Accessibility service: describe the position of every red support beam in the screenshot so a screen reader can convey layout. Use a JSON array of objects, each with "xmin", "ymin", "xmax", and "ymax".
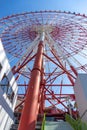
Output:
[
  {"xmin": 18, "ymin": 41, "xmax": 43, "ymax": 130},
  {"xmin": 46, "ymin": 84, "xmax": 73, "ymax": 87},
  {"xmin": 46, "ymin": 94, "xmax": 75, "ymax": 96},
  {"xmin": 70, "ymin": 65, "xmax": 78, "ymax": 76},
  {"xmin": 13, "ymin": 54, "xmax": 36, "ymax": 74},
  {"xmin": 39, "ymin": 68, "xmax": 45, "ymax": 114},
  {"xmin": 46, "ymin": 71, "xmax": 64, "ymax": 84},
  {"xmin": 45, "ymin": 87, "xmax": 69, "ymax": 111},
  {"xmin": 15, "ymin": 99, "xmax": 25, "ymax": 110},
  {"xmin": 45, "ymin": 67, "xmax": 58, "ymax": 82},
  {"xmin": 43, "ymin": 53, "xmax": 76, "ymax": 79},
  {"xmin": 17, "ymin": 84, "xmax": 73, "ymax": 87},
  {"xmin": 60, "ymin": 80, "xmax": 63, "ymax": 97}
]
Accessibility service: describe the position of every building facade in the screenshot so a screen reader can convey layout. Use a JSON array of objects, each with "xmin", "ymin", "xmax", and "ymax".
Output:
[
  {"xmin": 0, "ymin": 39, "xmax": 18, "ymax": 130},
  {"xmin": 74, "ymin": 74, "xmax": 87, "ymax": 122}
]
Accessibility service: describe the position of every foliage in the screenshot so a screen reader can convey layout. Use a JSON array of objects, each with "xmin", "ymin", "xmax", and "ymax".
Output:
[
  {"xmin": 41, "ymin": 113, "xmax": 46, "ymax": 130},
  {"xmin": 65, "ymin": 114, "xmax": 87, "ymax": 130}
]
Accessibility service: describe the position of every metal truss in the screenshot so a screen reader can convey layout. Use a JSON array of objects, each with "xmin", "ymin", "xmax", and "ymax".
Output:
[{"xmin": 0, "ymin": 11, "xmax": 87, "ymax": 118}]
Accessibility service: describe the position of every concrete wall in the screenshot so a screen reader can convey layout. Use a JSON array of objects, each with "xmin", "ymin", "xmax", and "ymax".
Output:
[
  {"xmin": 74, "ymin": 74, "xmax": 87, "ymax": 122},
  {"xmin": 0, "ymin": 39, "xmax": 18, "ymax": 130}
]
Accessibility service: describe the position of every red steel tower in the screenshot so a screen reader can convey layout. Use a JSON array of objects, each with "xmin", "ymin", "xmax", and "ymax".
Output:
[{"xmin": 0, "ymin": 11, "xmax": 87, "ymax": 130}]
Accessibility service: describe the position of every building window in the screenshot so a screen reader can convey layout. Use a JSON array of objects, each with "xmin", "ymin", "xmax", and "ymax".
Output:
[
  {"xmin": 7, "ymin": 87, "xmax": 14, "ymax": 103},
  {"xmin": 0, "ymin": 63, "xmax": 2, "ymax": 71},
  {"xmin": 0, "ymin": 74, "xmax": 9, "ymax": 93},
  {"xmin": 0, "ymin": 74, "xmax": 14, "ymax": 103}
]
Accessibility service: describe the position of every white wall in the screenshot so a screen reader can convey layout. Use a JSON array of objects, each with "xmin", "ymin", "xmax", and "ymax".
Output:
[
  {"xmin": 0, "ymin": 39, "xmax": 18, "ymax": 130},
  {"xmin": 74, "ymin": 74, "xmax": 87, "ymax": 122}
]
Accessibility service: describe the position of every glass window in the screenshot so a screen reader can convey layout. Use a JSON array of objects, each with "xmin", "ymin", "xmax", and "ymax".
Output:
[
  {"xmin": 7, "ymin": 87, "xmax": 14, "ymax": 103},
  {"xmin": 0, "ymin": 63, "xmax": 2, "ymax": 71},
  {"xmin": 0, "ymin": 74, "xmax": 14, "ymax": 103},
  {"xmin": 0, "ymin": 74, "xmax": 9, "ymax": 93}
]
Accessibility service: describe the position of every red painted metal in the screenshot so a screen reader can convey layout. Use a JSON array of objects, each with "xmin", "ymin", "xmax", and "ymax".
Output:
[
  {"xmin": 17, "ymin": 84, "xmax": 73, "ymax": 86},
  {"xmin": 39, "ymin": 68, "xmax": 45, "ymax": 114},
  {"xmin": 18, "ymin": 42, "xmax": 43, "ymax": 130},
  {"xmin": 68, "ymin": 75, "xmax": 74, "ymax": 86},
  {"xmin": 70, "ymin": 65, "xmax": 78, "ymax": 76},
  {"xmin": 13, "ymin": 54, "xmax": 36, "ymax": 74},
  {"xmin": 45, "ymin": 67, "xmax": 58, "ymax": 81},
  {"xmin": 60, "ymin": 80, "xmax": 63, "ymax": 97},
  {"xmin": 15, "ymin": 100, "xmax": 25, "ymax": 110},
  {"xmin": 43, "ymin": 53, "xmax": 76, "ymax": 79},
  {"xmin": 45, "ymin": 87, "xmax": 69, "ymax": 111},
  {"xmin": 1, "ymin": 11, "xmax": 87, "ymax": 124}
]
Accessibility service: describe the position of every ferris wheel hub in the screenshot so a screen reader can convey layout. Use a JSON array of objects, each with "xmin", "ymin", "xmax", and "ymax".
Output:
[{"xmin": 30, "ymin": 25, "xmax": 56, "ymax": 34}]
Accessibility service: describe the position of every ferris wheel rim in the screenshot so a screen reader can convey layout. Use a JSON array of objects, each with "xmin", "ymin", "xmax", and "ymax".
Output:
[{"xmin": 0, "ymin": 10, "xmax": 87, "ymax": 59}]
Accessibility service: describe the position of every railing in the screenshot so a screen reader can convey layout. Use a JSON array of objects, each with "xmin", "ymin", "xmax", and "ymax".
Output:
[
  {"xmin": 65, "ymin": 114, "xmax": 87, "ymax": 130},
  {"xmin": 41, "ymin": 113, "xmax": 46, "ymax": 130}
]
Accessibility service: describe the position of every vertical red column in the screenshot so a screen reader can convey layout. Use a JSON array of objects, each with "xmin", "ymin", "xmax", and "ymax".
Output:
[
  {"xmin": 18, "ymin": 41, "xmax": 43, "ymax": 130},
  {"xmin": 39, "ymin": 68, "xmax": 45, "ymax": 114}
]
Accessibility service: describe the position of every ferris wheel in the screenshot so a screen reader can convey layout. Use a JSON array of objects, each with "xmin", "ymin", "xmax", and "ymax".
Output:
[{"xmin": 0, "ymin": 10, "xmax": 87, "ymax": 130}]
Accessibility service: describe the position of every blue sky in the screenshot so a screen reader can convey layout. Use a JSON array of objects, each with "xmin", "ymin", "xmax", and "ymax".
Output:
[{"xmin": 0, "ymin": 0, "xmax": 87, "ymax": 18}]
